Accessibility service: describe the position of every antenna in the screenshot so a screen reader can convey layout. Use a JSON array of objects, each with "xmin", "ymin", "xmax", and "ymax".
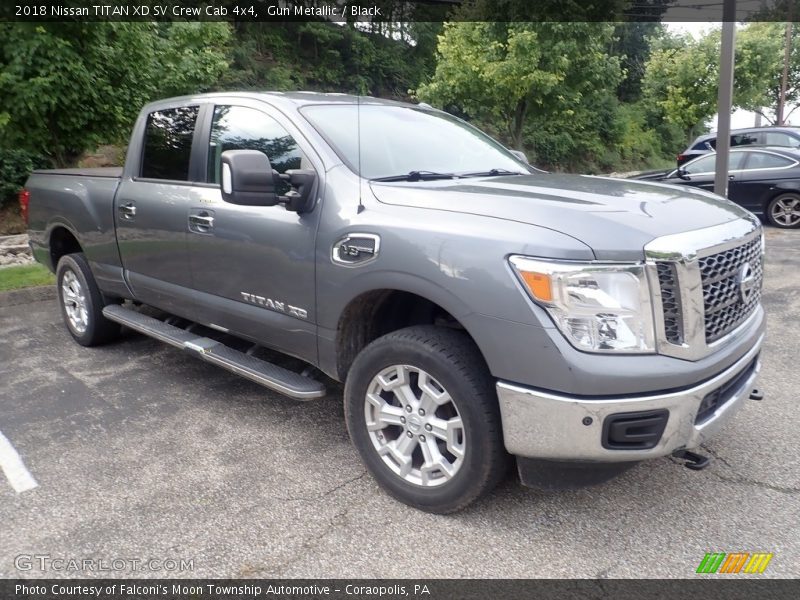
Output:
[{"xmin": 357, "ymin": 93, "xmax": 364, "ymax": 214}]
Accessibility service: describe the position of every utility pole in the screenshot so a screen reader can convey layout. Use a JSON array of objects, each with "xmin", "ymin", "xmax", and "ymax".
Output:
[
  {"xmin": 777, "ymin": 17, "xmax": 793, "ymax": 125},
  {"xmin": 715, "ymin": 0, "xmax": 736, "ymax": 197}
]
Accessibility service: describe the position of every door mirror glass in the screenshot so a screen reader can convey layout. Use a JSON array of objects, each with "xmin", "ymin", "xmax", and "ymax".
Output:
[{"xmin": 220, "ymin": 150, "xmax": 280, "ymax": 206}]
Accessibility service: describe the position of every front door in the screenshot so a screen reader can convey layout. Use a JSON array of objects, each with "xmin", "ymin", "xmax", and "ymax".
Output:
[
  {"xmin": 186, "ymin": 103, "xmax": 323, "ymax": 362},
  {"xmin": 115, "ymin": 105, "xmax": 201, "ymax": 317}
]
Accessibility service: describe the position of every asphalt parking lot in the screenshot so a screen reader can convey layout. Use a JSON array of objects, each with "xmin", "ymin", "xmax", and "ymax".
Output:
[{"xmin": 1, "ymin": 228, "xmax": 799, "ymax": 579}]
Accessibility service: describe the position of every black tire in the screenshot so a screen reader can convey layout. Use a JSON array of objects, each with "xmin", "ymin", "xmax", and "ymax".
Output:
[
  {"xmin": 344, "ymin": 325, "xmax": 508, "ymax": 513},
  {"xmin": 56, "ymin": 253, "xmax": 120, "ymax": 346},
  {"xmin": 766, "ymin": 193, "xmax": 800, "ymax": 228}
]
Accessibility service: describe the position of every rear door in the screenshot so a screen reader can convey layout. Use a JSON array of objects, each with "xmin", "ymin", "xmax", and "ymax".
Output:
[
  {"xmin": 115, "ymin": 104, "xmax": 204, "ymax": 316},
  {"xmin": 185, "ymin": 101, "xmax": 324, "ymax": 362},
  {"xmin": 729, "ymin": 150, "xmax": 800, "ymax": 214}
]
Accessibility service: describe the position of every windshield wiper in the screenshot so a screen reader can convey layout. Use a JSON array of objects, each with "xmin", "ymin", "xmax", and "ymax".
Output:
[
  {"xmin": 457, "ymin": 168, "xmax": 527, "ymax": 178},
  {"xmin": 371, "ymin": 170, "xmax": 457, "ymax": 182}
]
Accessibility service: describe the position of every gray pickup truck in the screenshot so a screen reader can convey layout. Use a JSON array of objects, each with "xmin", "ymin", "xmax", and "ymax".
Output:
[{"xmin": 24, "ymin": 92, "xmax": 765, "ymax": 513}]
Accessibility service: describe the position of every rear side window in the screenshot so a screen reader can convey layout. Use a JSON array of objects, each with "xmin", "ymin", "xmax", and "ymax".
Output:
[
  {"xmin": 764, "ymin": 131, "xmax": 800, "ymax": 147},
  {"xmin": 141, "ymin": 106, "xmax": 199, "ymax": 181},
  {"xmin": 744, "ymin": 152, "xmax": 795, "ymax": 170}
]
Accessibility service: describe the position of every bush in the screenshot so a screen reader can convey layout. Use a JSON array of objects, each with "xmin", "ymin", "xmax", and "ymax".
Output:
[{"xmin": 0, "ymin": 149, "xmax": 50, "ymax": 207}]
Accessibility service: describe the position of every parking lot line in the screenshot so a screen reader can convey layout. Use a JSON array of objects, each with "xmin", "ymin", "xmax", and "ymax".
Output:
[{"xmin": 0, "ymin": 430, "xmax": 37, "ymax": 493}]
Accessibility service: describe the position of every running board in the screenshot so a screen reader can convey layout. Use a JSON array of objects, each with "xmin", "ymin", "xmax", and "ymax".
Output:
[{"xmin": 102, "ymin": 304, "xmax": 326, "ymax": 400}]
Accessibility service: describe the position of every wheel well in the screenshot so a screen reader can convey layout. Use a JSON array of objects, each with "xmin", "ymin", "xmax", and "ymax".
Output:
[
  {"xmin": 49, "ymin": 227, "xmax": 82, "ymax": 270},
  {"xmin": 335, "ymin": 289, "xmax": 476, "ymax": 381}
]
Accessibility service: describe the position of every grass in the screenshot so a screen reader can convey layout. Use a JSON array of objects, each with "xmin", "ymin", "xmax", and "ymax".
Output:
[{"xmin": 0, "ymin": 263, "xmax": 55, "ymax": 291}]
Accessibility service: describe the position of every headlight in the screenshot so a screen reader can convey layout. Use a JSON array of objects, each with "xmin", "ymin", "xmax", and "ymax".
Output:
[{"xmin": 509, "ymin": 256, "xmax": 656, "ymax": 353}]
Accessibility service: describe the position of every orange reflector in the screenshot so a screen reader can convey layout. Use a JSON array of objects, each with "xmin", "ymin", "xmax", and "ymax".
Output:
[{"xmin": 521, "ymin": 271, "xmax": 553, "ymax": 302}]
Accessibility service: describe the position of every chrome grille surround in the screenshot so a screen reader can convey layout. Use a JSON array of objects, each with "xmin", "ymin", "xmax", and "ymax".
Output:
[{"xmin": 644, "ymin": 217, "xmax": 764, "ymax": 361}]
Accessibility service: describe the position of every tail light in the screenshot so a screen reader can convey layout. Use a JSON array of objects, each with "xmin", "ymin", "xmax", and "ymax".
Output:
[
  {"xmin": 676, "ymin": 154, "xmax": 686, "ymax": 164},
  {"xmin": 18, "ymin": 189, "xmax": 30, "ymax": 225}
]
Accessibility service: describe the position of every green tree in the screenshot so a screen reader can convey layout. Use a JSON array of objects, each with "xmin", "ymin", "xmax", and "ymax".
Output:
[
  {"xmin": 641, "ymin": 29, "xmax": 720, "ymax": 137},
  {"xmin": 0, "ymin": 22, "xmax": 230, "ymax": 167},
  {"xmin": 735, "ymin": 22, "xmax": 800, "ymax": 124},
  {"xmin": 416, "ymin": 22, "xmax": 623, "ymax": 163}
]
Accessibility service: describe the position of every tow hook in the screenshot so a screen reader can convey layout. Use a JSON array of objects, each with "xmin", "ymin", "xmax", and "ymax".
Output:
[
  {"xmin": 749, "ymin": 388, "xmax": 764, "ymax": 401},
  {"xmin": 672, "ymin": 449, "xmax": 712, "ymax": 471}
]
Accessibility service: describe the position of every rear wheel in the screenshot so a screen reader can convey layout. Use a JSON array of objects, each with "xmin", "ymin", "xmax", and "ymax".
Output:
[
  {"xmin": 56, "ymin": 253, "xmax": 120, "ymax": 346},
  {"xmin": 344, "ymin": 326, "xmax": 508, "ymax": 513},
  {"xmin": 766, "ymin": 193, "xmax": 800, "ymax": 228}
]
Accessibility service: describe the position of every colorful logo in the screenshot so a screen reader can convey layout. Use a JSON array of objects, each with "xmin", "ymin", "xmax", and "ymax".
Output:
[{"xmin": 696, "ymin": 552, "xmax": 773, "ymax": 574}]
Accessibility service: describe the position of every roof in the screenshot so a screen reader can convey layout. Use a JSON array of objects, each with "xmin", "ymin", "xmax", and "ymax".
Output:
[
  {"xmin": 694, "ymin": 125, "xmax": 800, "ymax": 141},
  {"xmin": 141, "ymin": 91, "xmax": 419, "ymax": 114}
]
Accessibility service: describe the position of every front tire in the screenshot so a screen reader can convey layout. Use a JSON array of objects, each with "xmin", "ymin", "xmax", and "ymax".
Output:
[
  {"xmin": 56, "ymin": 253, "xmax": 120, "ymax": 346},
  {"xmin": 766, "ymin": 193, "xmax": 800, "ymax": 228},
  {"xmin": 344, "ymin": 326, "xmax": 508, "ymax": 513}
]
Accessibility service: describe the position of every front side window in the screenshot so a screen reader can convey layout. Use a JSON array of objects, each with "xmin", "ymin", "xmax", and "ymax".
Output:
[
  {"xmin": 141, "ymin": 106, "xmax": 199, "ymax": 181},
  {"xmin": 207, "ymin": 105, "xmax": 306, "ymax": 194},
  {"xmin": 683, "ymin": 154, "xmax": 716, "ymax": 174},
  {"xmin": 744, "ymin": 152, "xmax": 795, "ymax": 170},
  {"xmin": 682, "ymin": 152, "xmax": 746, "ymax": 175}
]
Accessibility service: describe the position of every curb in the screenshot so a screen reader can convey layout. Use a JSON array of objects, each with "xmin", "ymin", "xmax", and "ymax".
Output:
[{"xmin": 0, "ymin": 285, "xmax": 57, "ymax": 307}]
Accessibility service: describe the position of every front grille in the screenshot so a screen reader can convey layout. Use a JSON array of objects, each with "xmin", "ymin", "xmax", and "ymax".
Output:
[
  {"xmin": 698, "ymin": 236, "xmax": 763, "ymax": 343},
  {"xmin": 656, "ymin": 262, "xmax": 682, "ymax": 344}
]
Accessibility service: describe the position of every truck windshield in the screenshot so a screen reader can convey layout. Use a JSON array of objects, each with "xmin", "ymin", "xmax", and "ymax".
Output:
[{"xmin": 300, "ymin": 104, "xmax": 530, "ymax": 180}]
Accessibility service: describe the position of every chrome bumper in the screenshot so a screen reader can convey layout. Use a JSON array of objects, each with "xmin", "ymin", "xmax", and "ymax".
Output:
[{"xmin": 497, "ymin": 334, "xmax": 763, "ymax": 462}]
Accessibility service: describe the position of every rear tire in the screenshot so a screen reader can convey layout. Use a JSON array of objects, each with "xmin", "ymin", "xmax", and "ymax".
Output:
[
  {"xmin": 56, "ymin": 253, "xmax": 120, "ymax": 346},
  {"xmin": 766, "ymin": 193, "xmax": 800, "ymax": 228},
  {"xmin": 344, "ymin": 325, "xmax": 508, "ymax": 513}
]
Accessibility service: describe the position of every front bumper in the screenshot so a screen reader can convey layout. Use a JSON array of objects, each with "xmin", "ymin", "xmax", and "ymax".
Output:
[{"xmin": 497, "ymin": 333, "xmax": 763, "ymax": 462}]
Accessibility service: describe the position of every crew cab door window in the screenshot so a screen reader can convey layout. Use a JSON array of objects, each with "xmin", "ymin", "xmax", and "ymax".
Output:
[
  {"xmin": 140, "ymin": 106, "xmax": 199, "ymax": 180},
  {"xmin": 207, "ymin": 105, "xmax": 307, "ymax": 194}
]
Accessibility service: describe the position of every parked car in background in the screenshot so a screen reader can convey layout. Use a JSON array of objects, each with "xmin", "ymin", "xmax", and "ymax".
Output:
[
  {"xmin": 635, "ymin": 147, "xmax": 800, "ymax": 228},
  {"xmin": 676, "ymin": 126, "xmax": 800, "ymax": 166}
]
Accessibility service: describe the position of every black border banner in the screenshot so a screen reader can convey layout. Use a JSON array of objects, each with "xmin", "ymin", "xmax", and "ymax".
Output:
[
  {"xmin": 3, "ymin": 579, "xmax": 800, "ymax": 600},
  {"xmin": 2, "ymin": 0, "xmax": 800, "ymax": 23}
]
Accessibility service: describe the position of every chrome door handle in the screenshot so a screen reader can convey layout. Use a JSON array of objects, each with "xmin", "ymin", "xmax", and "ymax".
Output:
[
  {"xmin": 119, "ymin": 203, "xmax": 136, "ymax": 218},
  {"xmin": 189, "ymin": 214, "xmax": 214, "ymax": 229}
]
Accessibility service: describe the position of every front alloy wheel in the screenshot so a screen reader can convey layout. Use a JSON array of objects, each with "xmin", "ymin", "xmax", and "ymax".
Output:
[
  {"xmin": 345, "ymin": 325, "xmax": 508, "ymax": 513},
  {"xmin": 365, "ymin": 364, "xmax": 465, "ymax": 487}
]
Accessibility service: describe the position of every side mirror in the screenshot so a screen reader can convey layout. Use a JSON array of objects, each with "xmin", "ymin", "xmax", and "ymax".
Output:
[
  {"xmin": 676, "ymin": 167, "xmax": 691, "ymax": 180},
  {"xmin": 220, "ymin": 150, "xmax": 280, "ymax": 206},
  {"xmin": 283, "ymin": 169, "xmax": 317, "ymax": 213},
  {"xmin": 510, "ymin": 149, "xmax": 529, "ymax": 164}
]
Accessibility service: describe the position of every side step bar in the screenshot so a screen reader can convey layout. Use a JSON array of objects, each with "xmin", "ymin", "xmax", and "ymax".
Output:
[{"xmin": 102, "ymin": 304, "xmax": 326, "ymax": 400}]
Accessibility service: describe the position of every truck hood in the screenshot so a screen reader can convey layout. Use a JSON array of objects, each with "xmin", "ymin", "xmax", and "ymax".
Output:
[{"xmin": 369, "ymin": 173, "xmax": 755, "ymax": 261}]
